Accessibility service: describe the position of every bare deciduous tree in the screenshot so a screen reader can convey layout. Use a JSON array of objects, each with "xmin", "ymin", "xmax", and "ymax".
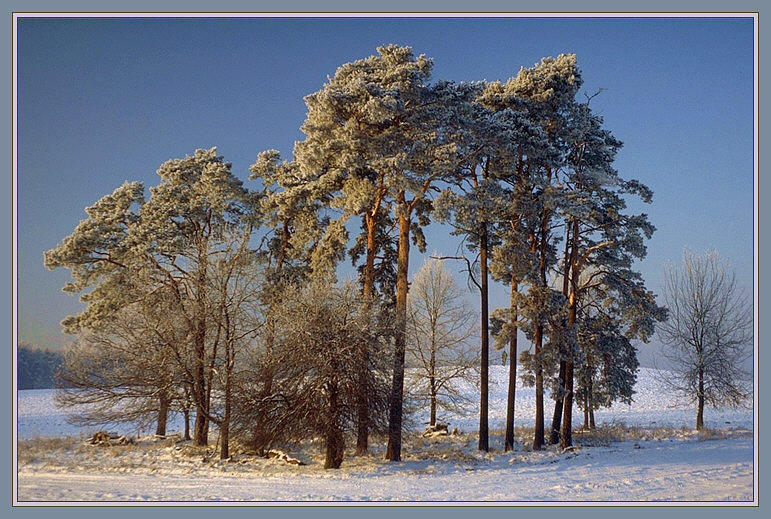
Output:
[
  {"xmin": 55, "ymin": 302, "xmax": 181, "ymax": 436},
  {"xmin": 658, "ymin": 250, "xmax": 753, "ymax": 429},
  {"xmin": 232, "ymin": 281, "xmax": 392, "ymax": 469},
  {"xmin": 405, "ymin": 258, "xmax": 478, "ymax": 428}
]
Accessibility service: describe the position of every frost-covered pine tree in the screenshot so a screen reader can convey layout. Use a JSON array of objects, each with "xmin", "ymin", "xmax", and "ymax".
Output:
[
  {"xmin": 288, "ymin": 49, "xmax": 412, "ymax": 453},
  {"xmin": 432, "ymin": 79, "xmax": 534, "ymax": 451},
  {"xmin": 497, "ymin": 55, "xmax": 582, "ymax": 451},
  {"xmin": 285, "ymin": 44, "xmax": 463, "ymax": 461},
  {"xmin": 45, "ymin": 148, "xmax": 253, "ymax": 447},
  {"xmin": 479, "ymin": 78, "xmax": 548, "ymax": 452},
  {"xmin": 552, "ymin": 94, "xmax": 666, "ymax": 448}
]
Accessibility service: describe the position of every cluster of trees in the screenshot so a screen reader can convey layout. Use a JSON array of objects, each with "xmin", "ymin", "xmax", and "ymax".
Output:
[
  {"xmin": 46, "ymin": 45, "xmax": 669, "ymax": 468},
  {"xmin": 18, "ymin": 344, "xmax": 64, "ymax": 390}
]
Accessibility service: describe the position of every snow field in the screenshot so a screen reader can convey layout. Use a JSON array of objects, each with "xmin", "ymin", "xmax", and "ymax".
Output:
[{"xmin": 16, "ymin": 366, "xmax": 755, "ymax": 502}]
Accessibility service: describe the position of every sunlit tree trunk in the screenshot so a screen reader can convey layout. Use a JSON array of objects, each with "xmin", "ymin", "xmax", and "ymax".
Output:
[
  {"xmin": 560, "ymin": 218, "xmax": 580, "ymax": 450},
  {"xmin": 386, "ymin": 201, "xmax": 410, "ymax": 461},
  {"xmin": 356, "ymin": 213, "xmax": 378, "ymax": 455}
]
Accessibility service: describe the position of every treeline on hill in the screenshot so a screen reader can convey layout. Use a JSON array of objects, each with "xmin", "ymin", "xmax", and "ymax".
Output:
[
  {"xmin": 44, "ymin": 45, "xmax": 666, "ymax": 469},
  {"xmin": 18, "ymin": 344, "xmax": 63, "ymax": 390}
]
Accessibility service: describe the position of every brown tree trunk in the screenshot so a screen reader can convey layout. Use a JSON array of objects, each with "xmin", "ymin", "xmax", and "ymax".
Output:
[
  {"xmin": 551, "ymin": 220, "xmax": 571, "ymax": 444},
  {"xmin": 504, "ymin": 283, "xmax": 518, "ymax": 452},
  {"xmin": 560, "ymin": 218, "xmax": 580, "ymax": 450},
  {"xmin": 183, "ymin": 408, "xmax": 190, "ymax": 441},
  {"xmin": 192, "ymin": 366, "xmax": 208, "ymax": 445},
  {"xmin": 251, "ymin": 366, "xmax": 273, "ymax": 452},
  {"xmin": 478, "ymin": 226, "xmax": 489, "ymax": 452},
  {"xmin": 583, "ymin": 394, "xmax": 590, "ymax": 429},
  {"xmin": 193, "ymin": 358, "xmax": 208, "ymax": 446},
  {"xmin": 356, "ymin": 214, "xmax": 377, "ymax": 455},
  {"xmin": 325, "ymin": 427, "xmax": 344, "ymax": 469},
  {"xmin": 560, "ymin": 360, "xmax": 574, "ymax": 449},
  {"xmin": 193, "ymin": 246, "xmax": 210, "ymax": 446},
  {"xmin": 220, "ymin": 376, "xmax": 232, "ymax": 459},
  {"xmin": 325, "ymin": 382, "xmax": 344, "ymax": 469},
  {"xmin": 386, "ymin": 202, "xmax": 410, "ymax": 462},
  {"xmin": 587, "ymin": 369, "xmax": 595, "ymax": 429},
  {"xmin": 532, "ymin": 216, "xmax": 549, "ymax": 451},
  {"xmin": 251, "ymin": 313, "xmax": 277, "ymax": 452},
  {"xmin": 155, "ymin": 392, "xmax": 170, "ymax": 437}
]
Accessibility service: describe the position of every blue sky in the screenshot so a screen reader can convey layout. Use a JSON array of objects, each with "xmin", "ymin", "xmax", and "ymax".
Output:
[{"xmin": 17, "ymin": 17, "xmax": 755, "ymax": 360}]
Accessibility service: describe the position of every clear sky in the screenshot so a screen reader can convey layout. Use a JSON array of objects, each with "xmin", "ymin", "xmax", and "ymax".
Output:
[{"xmin": 17, "ymin": 17, "xmax": 755, "ymax": 363}]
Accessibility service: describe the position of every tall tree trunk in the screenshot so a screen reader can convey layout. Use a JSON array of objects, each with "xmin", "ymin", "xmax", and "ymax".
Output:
[
  {"xmin": 356, "ymin": 214, "xmax": 378, "ymax": 455},
  {"xmin": 155, "ymin": 391, "xmax": 170, "ymax": 436},
  {"xmin": 560, "ymin": 218, "xmax": 580, "ymax": 450},
  {"xmin": 193, "ymin": 246, "xmax": 209, "ymax": 446},
  {"xmin": 193, "ymin": 320, "xmax": 208, "ymax": 446},
  {"xmin": 560, "ymin": 361, "xmax": 575, "ymax": 449},
  {"xmin": 479, "ymin": 226, "xmax": 490, "ymax": 452},
  {"xmin": 583, "ymin": 391, "xmax": 590, "ymax": 429},
  {"xmin": 504, "ymin": 283, "xmax": 518, "ymax": 452},
  {"xmin": 697, "ymin": 366, "xmax": 705, "ymax": 430},
  {"xmin": 386, "ymin": 202, "xmax": 410, "ymax": 462},
  {"xmin": 251, "ymin": 314, "xmax": 276, "ymax": 452},
  {"xmin": 532, "ymin": 215, "xmax": 549, "ymax": 451},
  {"xmin": 587, "ymin": 368, "xmax": 595, "ymax": 429},
  {"xmin": 551, "ymin": 222, "xmax": 571, "ymax": 444}
]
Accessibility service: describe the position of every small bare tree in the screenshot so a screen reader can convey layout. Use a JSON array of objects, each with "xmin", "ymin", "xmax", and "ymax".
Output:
[
  {"xmin": 406, "ymin": 258, "xmax": 478, "ymax": 428},
  {"xmin": 55, "ymin": 302, "xmax": 181, "ymax": 436},
  {"xmin": 658, "ymin": 250, "xmax": 753, "ymax": 429}
]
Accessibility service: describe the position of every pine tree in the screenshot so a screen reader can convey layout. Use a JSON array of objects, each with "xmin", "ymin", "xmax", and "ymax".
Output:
[
  {"xmin": 45, "ymin": 148, "xmax": 253, "ymax": 446},
  {"xmin": 279, "ymin": 44, "xmax": 463, "ymax": 461},
  {"xmin": 554, "ymin": 95, "xmax": 666, "ymax": 448}
]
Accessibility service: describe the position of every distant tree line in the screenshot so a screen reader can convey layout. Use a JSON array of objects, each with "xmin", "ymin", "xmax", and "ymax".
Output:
[
  {"xmin": 18, "ymin": 344, "xmax": 63, "ymax": 390},
  {"xmin": 45, "ymin": 45, "xmax": 674, "ymax": 468}
]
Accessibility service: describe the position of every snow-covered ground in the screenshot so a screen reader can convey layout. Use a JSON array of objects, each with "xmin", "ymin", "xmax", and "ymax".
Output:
[{"xmin": 15, "ymin": 366, "xmax": 755, "ymax": 503}]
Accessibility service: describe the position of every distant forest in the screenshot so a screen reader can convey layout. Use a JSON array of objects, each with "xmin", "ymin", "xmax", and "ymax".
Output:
[{"xmin": 18, "ymin": 344, "xmax": 63, "ymax": 390}]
